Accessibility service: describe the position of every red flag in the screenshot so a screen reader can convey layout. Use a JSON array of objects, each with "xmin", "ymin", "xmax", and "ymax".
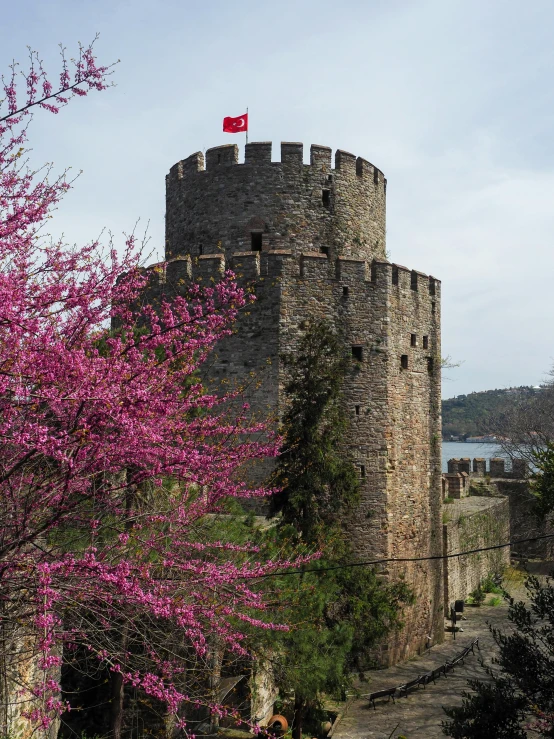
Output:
[{"xmin": 223, "ymin": 113, "xmax": 248, "ymax": 133}]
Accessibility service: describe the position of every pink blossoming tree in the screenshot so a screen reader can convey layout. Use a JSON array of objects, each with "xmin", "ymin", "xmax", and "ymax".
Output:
[{"xmin": 0, "ymin": 39, "xmax": 306, "ymax": 737}]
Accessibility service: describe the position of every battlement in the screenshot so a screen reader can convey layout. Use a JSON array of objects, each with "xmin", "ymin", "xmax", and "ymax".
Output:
[
  {"xmin": 151, "ymin": 252, "xmax": 440, "ymax": 303},
  {"xmin": 166, "ymin": 142, "xmax": 385, "ymax": 183},
  {"xmin": 446, "ymin": 457, "xmax": 529, "ymax": 479}
]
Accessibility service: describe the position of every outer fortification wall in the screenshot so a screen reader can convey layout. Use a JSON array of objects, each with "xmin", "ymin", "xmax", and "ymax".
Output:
[
  {"xmin": 443, "ymin": 497, "xmax": 510, "ymax": 609},
  {"xmin": 165, "ymin": 143, "xmax": 387, "ymax": 264},
  {"xmin": 443, "ymin": 457, "xmax": 554, "ymax": 560},
  {"xmin": 160, "ymin": 142, "xmax": 443, "ymax": 665}
]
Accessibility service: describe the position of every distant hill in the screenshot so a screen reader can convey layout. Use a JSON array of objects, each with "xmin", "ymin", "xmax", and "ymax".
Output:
[{"xmin": 441, "ymin": 386, "xmax": 543, "ymax": 440}]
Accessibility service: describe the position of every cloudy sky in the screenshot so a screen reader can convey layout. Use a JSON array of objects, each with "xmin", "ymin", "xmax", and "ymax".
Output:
[{"xmin": 3, "ymin": 0, "xmax": 554, "ymax": 397}]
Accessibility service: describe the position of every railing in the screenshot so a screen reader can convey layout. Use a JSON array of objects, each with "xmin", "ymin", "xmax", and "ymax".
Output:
[{"xmin": 364, "ymin": 638, "xmax": 480, "ymax": 710}]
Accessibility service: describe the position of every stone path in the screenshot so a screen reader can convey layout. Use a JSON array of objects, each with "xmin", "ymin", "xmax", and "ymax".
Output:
[{"xmin": 330, "ymin": 563, "xmax": 543, "ymax": 739}]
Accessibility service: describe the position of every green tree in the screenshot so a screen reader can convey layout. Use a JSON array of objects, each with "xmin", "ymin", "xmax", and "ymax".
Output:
[
  {"xmin": 442, "ymin": 575, "xmax": 554, "ymax": 738},
  {"xmin": 530, "ymin": 442, "xmax": 554, "ymax": 516},
  {"xmin": 269, "ymin": 320, "xmax": 410, "ymax": 738},
  {"xmin": 270, "ymin": 320, "xmax": 360, "ymax": 543}
]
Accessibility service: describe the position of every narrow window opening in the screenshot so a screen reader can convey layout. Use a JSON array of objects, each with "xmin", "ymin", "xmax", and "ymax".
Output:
[
  {"xmin": 423, "ymin": 335, "xmax": 429, "ymax": 349},
  {"xmin": 327, "ymin": 174, "xmax": 333, "ymax": 182},
  {"xmin": 251, "ymin": 232, "xmax": 262, "ymax": 252},
  {"xmin": 429, "ymin": 279, "xmax": 436, "ymax": 296},
  {"xmin": 431, "ymin": 301, "xmax": 436, "ymax": 314},
  {"xmin": 320, "ymin": 245, "xmax": 329, "ymax": 256},
  {"xmin": 352, "ymin": 346, "xmax": 363, "ymax": 362},
  {"xmin": 198, "ymin": 244, "xmax": 203, "ymax": 256},
  {"xmin": 360, "ymin": 464, "xmax": 366, "ymax": 479},
  {"xmin": 427, "ymin": 357, "xmax": 434, "ymax": 373},
  {"xmin": 342, "ymin": 286, "xmax": 349, "ymax": 297},
  {"xmin": 401, "ymin": 354, "xmax": 409, "ymax": 370},
  {"xmin": 322, "ymin": 189, "xmax": 331, "ymax": 207},
  {"xmin": 392, "ymin": 266, "xmax": 399, "ymax": 285},
  {"xmin": 410, "ymin": 334, "xmax": 417, "ymax": 347},
  {"xmin": 355, "ymin": 405, "xmax": 361, "ymax": 416},
  {"xmin": 411, "ymin": 271, "xmax": 418, "ymax": 291}
]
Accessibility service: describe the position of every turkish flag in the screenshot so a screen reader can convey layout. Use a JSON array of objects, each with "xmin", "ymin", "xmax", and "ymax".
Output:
[{"xmin": 223, "ymin": 113, "xmax": 248, "ymax": 133}]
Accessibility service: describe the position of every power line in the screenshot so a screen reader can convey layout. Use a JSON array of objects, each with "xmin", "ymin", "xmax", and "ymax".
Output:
[{"xmin": 251, "ymin": 532, "xmax": 554, "ymax": 579}]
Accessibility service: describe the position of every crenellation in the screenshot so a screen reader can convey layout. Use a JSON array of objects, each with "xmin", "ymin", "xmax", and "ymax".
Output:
[
  {"xmin": 281, "ymin": 141, "xmax": 303, "ymax": 168},
  {"xmin": 310, "ymin": 144, "xmax": 332, "ymax": 170},
  {"xmin": 371, "ymin": 259, "xmax": 392, "ymax": 286},
  {"xmin": 179, "ymin": 151, "xmax": 205, "ymax": 178},
  {"xmin": 512, "ymin": 458, "xmax": 528, "ymax": 478},
  {"xmin": 205, "ymin": 144, "xmax": 238, "ymax": 169},
  {"xmin": 262, "ymin": 249, "xmax": 294, "ymax": 278},
  {"xmin": 167, "ymin": 161, "xmax": 183, "ymax": 184},
  {"xmin": 334, "ymin": 149, "xmax": 357, "ymax": 173},
  {"xmin": 145, "ymin": 262, "xmax": 166, "ymax": 288},
  {"xmin": 429, "ymin": 276, "xmax": 439, "ymax": 296},
  {"xmin": 166, "ymin": 256, "xmax": 192, "ymax": 285},
  {"xmin": 299, "ymin": 251, "xmax": 331, "ymax": 279},
  {"xmin": 245, "ymin": 141, "xmax": 272, "ymax": 165},
  {"xmin": 392, "ymin": 263, "xmax": 411, "ymax": 290},
  {"xmin": 194, "ymin": 253, "xmax": 225, "ymax": 280},
  {"xmin": 355, "ymin": 156, "xmax": 373, "ymax": 178},
  {"xmin": 490, "ymin": 458, "xmax": 506, "ymax": 477},
  {"xmin": 231, "ymin": 251, "xmax": 260, "ymax": 280},
  {"xmin": 473, "ymin": 458, "xmax": 487, "ymax": 476}
]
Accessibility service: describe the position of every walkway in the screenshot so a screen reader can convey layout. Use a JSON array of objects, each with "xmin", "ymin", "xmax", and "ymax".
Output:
[{"xmin": 332, "ymin": 598, "xmax": 511, "ymax": 739}]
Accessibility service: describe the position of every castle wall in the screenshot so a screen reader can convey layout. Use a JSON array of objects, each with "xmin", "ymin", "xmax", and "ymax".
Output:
[
  {"xmin": 445, "ymin": 458, "xmax": 554, "ymax": 559},
  {"xmin": 382, "ymin": 264, "xmax": 443, "ymax": 661},
  {"xmin": 442, "ymin": 497, "xmax": 510, "ymax": 608},
  {"xmin": 495, "ymin": 480, "xmax": 554, "ymax": 558},
  {"xmin": 161, "ymin": 142, "xmax": 444, "ymax": 665},
  {"xmin": 165, "ymin": 143, "xmax": 387, "ymax": 264}
]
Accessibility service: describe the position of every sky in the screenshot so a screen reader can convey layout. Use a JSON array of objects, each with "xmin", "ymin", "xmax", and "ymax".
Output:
[{"xmin": 3, "ymin": 0, "xmax": 554, "ymax": 398}]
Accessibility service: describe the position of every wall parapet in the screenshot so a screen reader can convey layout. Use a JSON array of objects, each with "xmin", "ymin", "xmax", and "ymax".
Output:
[
  {"xmin": 146, "ymin": 254, "xmax": 440, "ymax": 303},
  {"xmin": 446, "ymin": 457, "xmax": 529, "ymax": 479},
  {"xmin": 166, "ymin": 141, "xmax": 386, "ymax": 184}
]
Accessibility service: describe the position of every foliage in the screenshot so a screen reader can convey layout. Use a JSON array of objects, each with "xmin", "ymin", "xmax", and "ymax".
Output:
[
  {"xmin": 480, "ymin": 574, "xmax": 503, "ymax": 594},
  {"xmin": 0, "ymin": 41, "xmax": 310, "ymax": 732},
  {"xmin": 466, "ymin": 586, "xmax": 486, "ymax": 607},
  {"xmin": 270, "ymin": 320, "xmax": 360, "ymax": 544},
  {"xmin": 530, "ymin": 442, "xmax": 554, "ymax": 516},
  {"xmin": 443, "ymin": 575, "xmax": 554, "ymax": 737},
  {"xmin": 443, "ymin": 678, "xmax": 528, "ymax": 738}
]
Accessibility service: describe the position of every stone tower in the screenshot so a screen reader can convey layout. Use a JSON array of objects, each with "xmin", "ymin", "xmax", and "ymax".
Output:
[{"xmin": 160, "ymin": 141, "xmax": 443, "ymax": 663}]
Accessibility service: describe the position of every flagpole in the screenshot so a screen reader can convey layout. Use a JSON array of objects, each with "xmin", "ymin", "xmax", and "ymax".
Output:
[{"xmin": 246, "ymin": 107, "xmax": 249, "ymax": 145}]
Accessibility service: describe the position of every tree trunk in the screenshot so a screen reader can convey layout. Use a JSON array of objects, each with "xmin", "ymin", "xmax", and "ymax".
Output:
[
  {"xmin": 110, "ymin": 472, "xmax": 137, "ymax": 739},
  {"xmin": 209, "ymin": 637, "xmax": 224, "ymax": 733},
  {"xmin": 292, "ymin": 696, "xmax": 305, "ymax": 739},
  {"xmin": 110, "ymin": 668, "xmax": 125, "ymax": 739}
]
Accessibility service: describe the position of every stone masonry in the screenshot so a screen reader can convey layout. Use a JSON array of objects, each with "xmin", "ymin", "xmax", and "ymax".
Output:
[
  {"xmin": 442, "ymin": 495, "xmax": 510, "ymax": 610},
  {"xmin": 149, "ymin": 141, "xmax": 444, "ymax": 664},
  {"xmin": 444, "ymin": 457, "xmax": 554, "ymax": 560}
]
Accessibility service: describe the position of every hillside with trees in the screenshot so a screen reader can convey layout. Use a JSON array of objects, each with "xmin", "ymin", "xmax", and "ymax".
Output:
[{"xmin": 442, "ymin": 386, "xmax": 543, "ymax": 440}]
